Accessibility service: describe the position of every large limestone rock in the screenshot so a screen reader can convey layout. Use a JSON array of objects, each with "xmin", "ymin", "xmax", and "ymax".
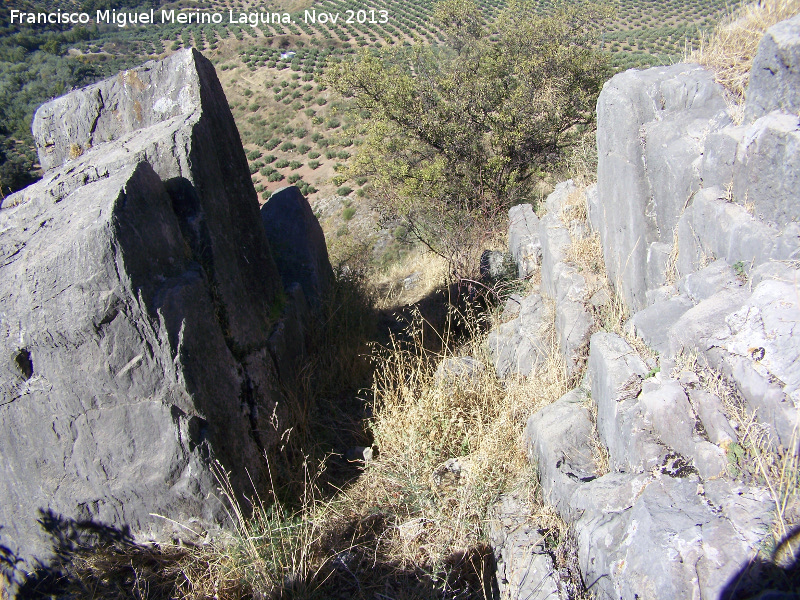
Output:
[
  {"xmin": 596, "ymin": 64, "xmax": 728, "ymax": 311},
  {"xmin": 508, "ymin": 203, "xmax": 541, "ymax": 279},
  {"xmin": 0, "ymin": 50, "xmax": 299, "ymax": 582},
  {"xmin": 488, "ymin": 293, "xmax": 552, "ymax": 378},
  {"xmin": 745, "ymin": 13, "xmax": 800, "ymax": 122},
  {"xmin": 572, "ymin": 472, "xmax": 772, "ymax": 600},
  {"xmin": 261, "ymin": 185, "xmax": 334, "ymax": 310},
  {"xmin": 525, "ymin": 388, "xmax": 596, "ymax": 520}
]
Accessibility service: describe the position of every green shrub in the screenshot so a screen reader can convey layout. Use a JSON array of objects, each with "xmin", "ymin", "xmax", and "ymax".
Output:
[
  {"xmin": 290, "ymin": 161, "xmax": 303, "ymax": 170},
  {"xmin": 342, "ymin": 206, "xmax": 356, "ymax": 220},
  {"xmin": 288, "ymin": 174, "xmax": 301, "ymax": 184},
  {"xmin": 337, "ymin": 186, "xmax": 353, "ymax": 196},
  {"xmin": 308, "ymin": 151, "xmax": 321, "ymax": 159},
  {"xmin": 275, "ymin": 158, "xmax": 290, "ymax": 168},
  {"xmin": 280, "ymin": 142, "xmax": 296, "ymax": 152},
  {"xmin": 264, "ymin": 154, "xmax": 277, "ymax": 163},
  {"xmin": 268, "ymin": 171, "xmax": 285, "ymax": 182},
  {"xmin": 297, "ymin": 144, "xmax": 311, "ymax": 154},
  {"xmin": 309, "ymin": 160, "xmax": 321, "ymax": 169}
]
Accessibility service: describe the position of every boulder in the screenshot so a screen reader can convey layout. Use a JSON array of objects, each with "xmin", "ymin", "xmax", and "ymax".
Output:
[
  {"xmin": 745, "ymin": 14, "xmax": 800, "ymax": 122},
  {"xmin": 488, "ymin": 495, "xmax": 561, "ymax": 600},
  {"xmin": 572, "ymin": 472, "xmax": 770, "ymax": 600},
  {"xmin": 626, "ymin": 295, "xmax": 693, "ymax": 355},
  {"xmin": 508, "ymin": 203, "xmax": 541, "ymax": 279},
  {"xmin": 0, "ymin": 49, "xmax": 302, "ymax": 580},
  {"xmin": 732, "ymin": 112, "xmax": 800, "ymax": 225},
  {"xmin": 638, "ymin": 380, "xmax": 727, "ymax": 479},
  {"xmin": 555, "ymin": 299, "xmax": 593, "ymax": 377},
  {"xmin": 587, "ymin": 333, "xmax": 664, "ymax": 473},
  {"xmin": 676, "ymin": 188, "xmax": 800, "ymax": 280},
  {"xmin": 539, "ymin": 213, "xmax": 572, "ymax": 300},
  {"xmin": 688, "ymin": 389, "xmax": 738, "ymax": 449},
  {"xmin": 488, "ymin": 293, "xmax": 552, "ymax": 378},
  {"xmin": 709, "ymin": 276, "xmax": 800, "ymax": 445},
  {"xmin": 525, "ymin": 389, "xmax": 596, "ymax": 520},
  {"xmin": 667, "ymin": 288, "xmax": 750, "ymax": 357},
  {"xmin": 596, "ymin": 64, "xmax": 727, "ymax": 312},
  {"xmin": 30, "ymin": 49, "xmax": 283, "ymax": 350},
  {"xmin": 678, "ymin": 260, "xmax": 743, "ymax": 304},
  {"xmin": 434, "ymin": 356, "xmax": 485, "ymax": 387},
  {"xmin": 261, "ymin": 185, "xmax": 334, "ymax": 309}
]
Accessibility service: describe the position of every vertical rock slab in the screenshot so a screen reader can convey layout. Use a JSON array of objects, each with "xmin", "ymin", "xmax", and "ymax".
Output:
[
  {"xmin": 1, "ymin": 50, "xmax": 294, "ymax": 583},
  {"xmin": 745, "ymin": 14, "xmax": 800, "ymax": 122},
  {"xmin": 596, "ymin": 64, "xmax": 727, "ymax": 311},
  {"xmin": 32, "ymin": 48, "xmax": 283, "ymax": 352},
  {"xmin": 261, "ymin": 185, "xmax": 334, "ymax": 310}
]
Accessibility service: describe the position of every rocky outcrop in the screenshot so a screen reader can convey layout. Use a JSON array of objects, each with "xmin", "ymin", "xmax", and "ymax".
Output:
[
  {"xmin": 486, "ymin": 14, "xmax": 800, "ymax": 599},
  {"xmin": 0, "ymin": 49, "xmax": 331, "ymax": 587}
]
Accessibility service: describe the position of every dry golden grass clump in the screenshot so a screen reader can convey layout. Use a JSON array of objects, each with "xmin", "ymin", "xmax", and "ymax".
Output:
[{"xmin": 689, "ymin": 0, "xmax": 800, "ymax": 103}]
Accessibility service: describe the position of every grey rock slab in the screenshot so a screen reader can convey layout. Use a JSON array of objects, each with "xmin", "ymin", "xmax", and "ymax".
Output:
[
  {"xmin": 645, "ymin": 242, "xmax": 672, "ymax": 292},
  {"xmin": 488, "ymin": 494, "xmax": 561, "ymax": 600},
  {"xmin": 688, "ymin": 389, "xmax": 738, "ymax": 448},
  {"xmin": 488, "ymin": 293, "xmax": 552, "ymax": 378},
  {"xmin": 733, "ymin": 111, "xmax": 800, "ymax": 225},
  {"xmin": 596, "ymin": 64, "xmax": 727, "ymax": 312},
  {"xmin": 585, "ymin": 183, "xmax": 601, "ymax": 233},
  {"xmin": 261, "ymin": 185, "xmax": 334, "ymax": 309},
  {"xmin": 544, "ymin": 179, "xmax": 577, "ymax": 215},
  {"xmin": 678, "ymin": 259, "xmax": 744, "ymax": 304},
  {"xmin": 508, "ymin": 203, "xmax": 542, "ymax": 279},
  {"xmin": 572, "ymin": 472, "xmax": 764, "ymax": 600},
  {"xmin": 667, "ymin": 287, "xmax": 750, "ymax": 357},
  {"xmin": 638, "ymin": 380, "xmax": 727, "ymax": 479},
  {"xmin": 540, "ymin": 213, "xmax": 572, "ymax": 300},
  {"xmin": 501, "ymin": 293, "xmax": 524, "ymax": 321},
  {"xmin": 587, "ymin": 333, "xmax": 664, "ymax": 472},
  {"xmin": 525, "ymin": 388, "xmax": 596, "ymax": 520},
  {"xmin": 555, "ymin": 298, "xmax": 593, "ymax": 377},
  {"xmin": 434, "ymin": 356, "xmax": 485, "ymax": 387},
  {"xmin": 700, "ymin": 123, "xmax": 746, "ymax": 190},
  {"xmin": 31, "ymin": 49, "xmax": 283, "ymax": 352},
  {"xmin": 626, "ymin": 295, "xmax": 693, "ymax": 355},
  {"xmin": 706, "ymin": 277, "xmax": 800, "ymax": 445},
  {"xmin": 676, "ymin": 188, "xmax": 800, "ymax": 280},
  {"xmin": 0, "ymin": 161, "xmax": 270, "ymax": 577},
  {"xmin": 745, "ymin": 14, "xmax": 800, "ymax": 122}
]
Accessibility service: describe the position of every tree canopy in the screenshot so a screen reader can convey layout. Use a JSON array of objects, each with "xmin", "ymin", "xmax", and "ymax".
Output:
[{"xmin": 330, "ymin": 0, "xmax": 612, "ymax": 275}]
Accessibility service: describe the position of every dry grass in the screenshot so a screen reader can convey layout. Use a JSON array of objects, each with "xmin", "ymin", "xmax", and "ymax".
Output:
[{"xmin": 688, "ymin": 0, "xmax": 800, "ymax": 103}]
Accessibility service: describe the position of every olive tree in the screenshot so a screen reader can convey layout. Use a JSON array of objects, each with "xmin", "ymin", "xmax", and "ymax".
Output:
[{"xmin": 329, "ymin": 0, "xmax": 612, "ymax": 276}]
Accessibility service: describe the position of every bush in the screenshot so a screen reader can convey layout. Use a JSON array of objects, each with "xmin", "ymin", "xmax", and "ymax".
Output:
[
  {"xmin": 265, "ymin": 138, "xmax": 281, "ymax": 150},
  {"xmin": 288, "ymin": 174, "xmax": 301, "ymax": 184},
  {"xmin": 342, "ymin": 206, "xmax": 356, "ymax": 220},
  {"xmin": 280, "ymin": 142, "xmax": 296, "ymax": 152},
  {"xmin": 264, "ymin": 154, "xmax": 277, "ymax": 163},
  {"xmin": 275, "ymin": 158, "xmax": 290, "ymax": 168},
  {"xmin": 309, "ymin": 160, "xmax": 321, "ymax": 169},
  {"xmin": 297, "ymin": 144, "xmax": 311, "ymax": 155},
  {"xmin": 308, "ymin": 151, "xmax": 321, "ymax": 159},
  {"xmin": 337, "ymin": 186, "xmax": 353, "ymax": 196},
  {"xmin": 268, "ymin": 171, "xmax": 285, "ymax": 182},
  {"xmin": 290, "ymin": 161, "xmax": 303, "ymax": 170}
]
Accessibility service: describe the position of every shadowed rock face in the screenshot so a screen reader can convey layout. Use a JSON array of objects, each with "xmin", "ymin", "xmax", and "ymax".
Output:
[
  {"xmin": 261, "ymin": 185, "xmax": 334, "ymax": 310},
  {"xmin": 0, "ymin": 49, "xmax": 317, "ymax": 583}
]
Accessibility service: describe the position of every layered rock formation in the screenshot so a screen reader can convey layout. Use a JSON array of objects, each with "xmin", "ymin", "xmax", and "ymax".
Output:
[
  {"xmin": 0, "ymin": 49, "xmax": 330, "ymax": 588},
  {"xmin": 482, "ymin": 14, "xmax": 800, "ymax": 600}
]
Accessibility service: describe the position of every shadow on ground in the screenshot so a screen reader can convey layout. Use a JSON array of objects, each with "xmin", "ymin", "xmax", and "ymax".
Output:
[{"xmin": 3, "ymin": 509, "xmax": 497, "ymax": 600}]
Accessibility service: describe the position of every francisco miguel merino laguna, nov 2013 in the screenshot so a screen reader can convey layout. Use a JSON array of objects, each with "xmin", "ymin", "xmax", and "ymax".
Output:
[{"xmin": 9, "ymin": 7, "xmax": 390, "ymax": 27}]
